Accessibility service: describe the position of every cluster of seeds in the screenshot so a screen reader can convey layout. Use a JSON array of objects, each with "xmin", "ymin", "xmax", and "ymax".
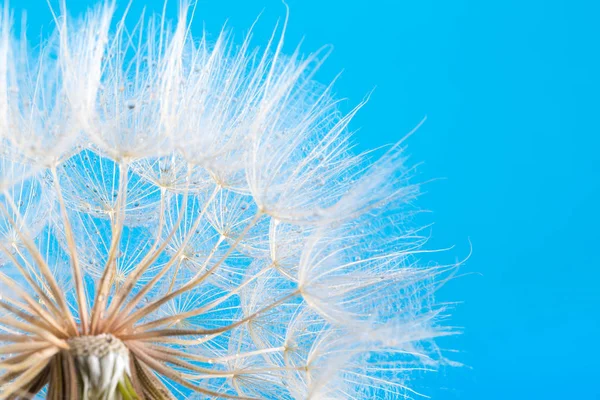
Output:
[{"xmin": 0, "ymin": 2, "xmax": 456, "ymax": 399}]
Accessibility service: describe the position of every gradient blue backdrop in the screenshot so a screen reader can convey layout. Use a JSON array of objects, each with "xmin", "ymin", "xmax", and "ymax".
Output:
[{"xmin": 13, "ymin": 0, "xmax": 599, "ymax": 398}]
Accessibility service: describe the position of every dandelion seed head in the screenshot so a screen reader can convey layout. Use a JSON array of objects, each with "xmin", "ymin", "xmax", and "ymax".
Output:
[{"xmin": 0, "ymin": 2, "xmax": 459, "ymax": 399}]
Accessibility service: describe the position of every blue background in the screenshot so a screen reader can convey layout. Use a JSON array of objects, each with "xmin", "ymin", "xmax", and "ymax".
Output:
[{"xmin": 14, "ymin": 0, "xmax": 600, "ymax": 398}]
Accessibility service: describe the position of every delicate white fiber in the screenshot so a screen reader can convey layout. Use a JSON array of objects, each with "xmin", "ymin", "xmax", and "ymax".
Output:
[{"xmin": 0, "ymin": 2, "xmax": 457, "ymax": 399}]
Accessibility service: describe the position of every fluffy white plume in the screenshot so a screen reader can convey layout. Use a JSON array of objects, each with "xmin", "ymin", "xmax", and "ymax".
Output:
[{"xmin": 0, "ymin": 2, "xmax": 458, "ymax": 399}]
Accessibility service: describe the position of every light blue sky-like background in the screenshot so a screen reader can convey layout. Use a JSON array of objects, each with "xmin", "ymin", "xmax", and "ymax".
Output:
[{"xmin": 13, "ymin": 0, "xmax": 599, "ymax": 398}]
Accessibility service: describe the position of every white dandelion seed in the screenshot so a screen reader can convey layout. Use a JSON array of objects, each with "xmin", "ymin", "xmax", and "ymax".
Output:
[{"xmin": 0, "ymin": 1, "xmax": 459, "ymax": 399}]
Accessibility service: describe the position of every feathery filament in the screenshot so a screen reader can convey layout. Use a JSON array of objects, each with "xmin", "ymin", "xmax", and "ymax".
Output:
[{"xmin": 0, "ymin": 2, "xmax": 456, "ymax": 399}]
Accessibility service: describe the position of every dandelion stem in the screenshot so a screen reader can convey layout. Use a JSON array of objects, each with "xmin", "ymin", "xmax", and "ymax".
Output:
[
  {"xmin": 0, "ymin": 243, "xmax": 66, "ymax": 330},
  {"xmin": 166, "ymin": 256, "xmax": 184, "ymax": 294},
  {"xmin": 119, "ymin": 289, "xmax": 300, "ymax": 340},
  {"xmin": 142, "ymin": 342, "xmax": 285, "ymax": 364},
  {"xmin": 0, "ymin": 271, "xmax": 67, "ymax": 337},
  {"xmin": 0, "ymin": 316, "xmax": 67, "ymax": 349},
  {"xmin": 51, "ymin": 167, "xmax": 89, "ymax": 335},
  {"xmin": 113, "ymin": 208, "xmax": 261, "ymax": 332},
  {"xmin": 0, "ymin": 300, "xmax": 63, "ymax": 339},
  {"xmin": 91, "ymin": 161, "xmax": 129, "ymax": 334},
  {"xmin": 109, "ymin": 185, "xmax": 222, "ymax": 331},
  {"xmin": 0, "ymin": 347, "xmax": 56, "ymax": 373},
  {"xmin": 0, "ymin": 357, "xmax": 51, "ymax": 399},
  {"xmin": 103, "ymin": 167, "xmax": 195, "ymax": 325},
  {"xmin": 135, "ymin": 265, "xmax": 271, "ymax": 331},
  {"xmin": 129, "ymin": 342, "xmax": 253, "ymax": 400},
  {"xmin": 0, "ymin": 195, "xmax": 77, "ymax": 335}
]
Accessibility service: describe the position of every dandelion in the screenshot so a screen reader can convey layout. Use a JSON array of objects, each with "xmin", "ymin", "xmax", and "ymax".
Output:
[{"xmin": 0, "ymin": 1, "xmax": 457, "ymax": 399}]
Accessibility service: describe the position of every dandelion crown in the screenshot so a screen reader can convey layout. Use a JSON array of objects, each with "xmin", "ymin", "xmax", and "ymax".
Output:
[{"xmin": 0, "ymin": 1, "xmax": 457, "ymax": 399}]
